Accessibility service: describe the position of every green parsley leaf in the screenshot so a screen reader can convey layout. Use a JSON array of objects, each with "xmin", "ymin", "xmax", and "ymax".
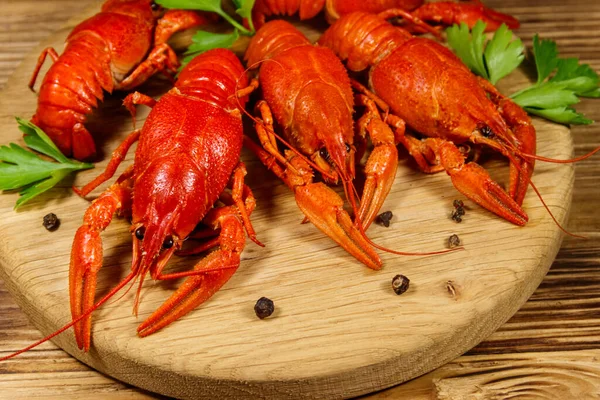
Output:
[
  {"xmin": 510, "ymin": 33, "xmax": 599, "ymax": 125},
  {"xmin": 17, "ymin": 117, "xmax": 70, "ymax": 163},
  {"xmin": 511, "ymin": 83, "xmax": 580, "ymax": 109},
  {"xmin": 524, "ymin": 106, "xmax": 593, "ymax": 125},
  {"xmin": 446, "ymin": 20, "xmax": 524, "ymax": 85},
  {"xmin": 484, "ymin": 24, "xmax": 524, "ymax": 85},
  {"xmin": 182, "ymin": 29, "xmax": 240, "ymax": 65},
  {"xmin": 447, "ymin": 21, "xmax": 488, "ymax": 80},
  {"xmin": 532, "ymin": 35, "xmax": 558, "ymax": 84},
  {"xmin": 234, "ymin": 0, "xmax": 256, "ymax": 33},
  {"xmin": 158, "ymin": 0, "xmax": 256, "ymax": 68},
  {"xmin": 157, "ymin": 0, "xmax": 252, "ymax": 35},
  {"xmin": 550, "ymin": 58, "xmax": 600, "ymax": 94},
  {"xmin": 157, "ymin": 0, "xmax": 223, "ymax": 14},
  {"xmin": 448, "ymin": 24, "xmax": 600, "ymax": 125},
  {"xmin": 0, "ymin": 118, "xmax": 94, "ymax": 208},
  {"xmin": 579, "ymin": 87, "xmax": 600, "ymax": 98}
]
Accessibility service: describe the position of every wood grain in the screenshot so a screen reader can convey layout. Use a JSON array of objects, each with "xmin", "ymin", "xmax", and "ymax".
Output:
[{"xmin": 0, "ymin": 0, "xmax": 599, "ymax": 399}]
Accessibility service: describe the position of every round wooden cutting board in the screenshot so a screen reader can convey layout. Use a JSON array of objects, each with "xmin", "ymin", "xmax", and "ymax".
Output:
[{"xmin": 0, "ymin": 3, "xmax": 573, "ymax": 399}]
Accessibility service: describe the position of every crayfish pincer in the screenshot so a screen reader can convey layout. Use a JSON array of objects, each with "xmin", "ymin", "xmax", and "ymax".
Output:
[
  {"xmin": 29, "ymin": 0, "xmax": 211, "ymax": 161},
  {"xmin": 242, "ymin": 20, "xmax": 406, "ymax": 270},
  {"xmin": 320, "ymin": 10, "xmax": 535, "ymax": 226},
  {"xmin": 62, "ymin": 49, "xmax": 261, "ymax": 351}
]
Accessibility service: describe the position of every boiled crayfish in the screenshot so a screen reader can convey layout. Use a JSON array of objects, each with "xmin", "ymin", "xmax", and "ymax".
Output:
[
  {"xmin": 63, "ymin": 48, "xmax": 260, "ymax": 350},
  {"xmin": 409, "ymin": 1, "xmax": 519, "ymax": 32},
  {"xmin": 242, "ymin": 20, "xmax": 414, "ymax": 270},
  {"xmin": 251, "ymin": 0, "xmax": 518, "ymax": 29},
  {"xmin": 319, "ymin": 10, "xmax": 534, "ymax": 225},
  {"xmin": 29, "ymin": 0, "xmax": 209, "ymax": 161}
]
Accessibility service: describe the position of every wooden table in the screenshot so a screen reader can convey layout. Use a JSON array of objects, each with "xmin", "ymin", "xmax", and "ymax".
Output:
[{"xmin": 1, "ymin": 1, "xmax": 599, "ymax": 398}]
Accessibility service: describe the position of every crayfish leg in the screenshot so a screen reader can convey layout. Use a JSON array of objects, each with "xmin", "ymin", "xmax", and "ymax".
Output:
[
  {"xmin": 154, "ymin": 10, "xmax": 216, "ymax": 46},
  {"xmin": 253, "ymin": 100, "xmax": 294, "ymax": 169},
  {"xmin": 115, "ymin": 43, "xmax": 180, "ymax": 90},
  {"xmin": 123, "ymin": 91, "xmax": 157, "ymax": 130},
  {"xmin": 28, "ymin": 47, "xmax": 59, "ymax": 91},
  {"xmin": 70, "ymin": 178, "xmax": 133, "ymax": 350},
  {"xmin": 73, "ymin": 130, "xmax": 140, "ymax": 197},
  {"xmin": 116, "ymin": 10, "xmax": 214, "ymax": 89}
]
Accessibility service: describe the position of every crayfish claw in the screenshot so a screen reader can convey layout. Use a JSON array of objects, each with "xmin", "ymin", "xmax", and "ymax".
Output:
[
  {"xmin": 70, "ymin": 226, "xmax": 102, "ymax": 350},
  {"xmin": 438, "ymin": 142, "xmax": 528, "ymax": 226},
  {"xmin": 138, "ymin": 214, "xmax": 245, "ymax": 337},
  {"xmin": 295, "ymin": 182, "xmax": 383, "ymax": 270},
  {"xmin": 70, "ymin": 180, "xmax": 133, "ymax": 350},
  {"xmin": 354, "ymin": 104, "xmax": 400, "ymax": 229}
]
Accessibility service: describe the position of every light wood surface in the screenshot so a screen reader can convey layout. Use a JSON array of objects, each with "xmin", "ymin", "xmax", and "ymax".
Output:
[{"xmin": 0, "ymin": 1, "xmax": 599, "ymax": 399}]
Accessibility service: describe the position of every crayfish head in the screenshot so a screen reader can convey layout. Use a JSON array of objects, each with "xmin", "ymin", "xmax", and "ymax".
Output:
[
  {"xmin": 314, "ymin": 140, "xmax": 356, "ymax": 186},
  {"xmin": 293, "ymin": 89, "xmax": 356, "ymax": 185},
  {"xmin": 131, "ymin": 221, "xmax": 180, "ymax": 277},
  {"xmin": 129, "ymin": 156, "xmax": 211, "ymax": 311},
  {"xmin": 130, "ymin": 207, "xmax": 181, "ymax": 306}
]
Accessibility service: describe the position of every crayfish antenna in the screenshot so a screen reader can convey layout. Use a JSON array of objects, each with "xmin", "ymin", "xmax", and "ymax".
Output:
[
  {"xmin": 503, "ymin": 141, "xmax": 600, "ymax": 238},
  {"xmin": 357, "ymin": 219, "xmax": 464, "ymax": 257},
  {"xmin": 341, "ymin": 175, "xmax": 462, "ymax": 257},
  {"xmin": 0, "ymin": 270, "xmax": 138, "ymax": 362},
  {"xmin": 505, "ymin": 153, "xmax": 586, "ymax": 239},
  {"xmin": 526, "ymin": 173, "xmax": 583, "ymax": 239},
  {"xmin": 519, "ymin": 144, "xmax": 600, "ymax": 164},
  {"xmin": 377, "ymin": 8, "xmax": 443, "ymax": 40}
]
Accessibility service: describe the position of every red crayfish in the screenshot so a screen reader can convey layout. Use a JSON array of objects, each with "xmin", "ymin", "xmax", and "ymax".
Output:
[
  {"xmin": 409, "ymin": 1, "xmax": 519, "ymax": 32},
  {"xmin": 29, "ymin": 0, "xmax": 209, "ymax": 161},
  {"xmin": 319, "ymin": 10, "xmax": 535, "ymax": 225},
  {"xmin": 2, "ymin": 49, "xmax": 261, "ymax": 358},
  {"xmin": 243, "ymin": 20, "xmax": 451, "ymax": 270},
  {"xmin": 251, "ymin": 0, "xmax": 518, "ymax": 30}
]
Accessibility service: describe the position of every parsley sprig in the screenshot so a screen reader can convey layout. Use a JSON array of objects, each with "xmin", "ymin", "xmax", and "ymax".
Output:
[
  {"xmin": 447, "ymin": 21, "xmax": 524, "ymax": 85},
  {"xmin": 157, "ymin": 0, "xmax": 256, "ymax": 66},
  {"xmin": 0, "ymin": 118, "xmax": 93, "ymax": 208},
  {"xmin": 447, "ymin": 21, "xmax": 600, "ymax": 125},
  {"xmin": 511, "ymin": 35, "xmax": 600, "ymax": 124}
]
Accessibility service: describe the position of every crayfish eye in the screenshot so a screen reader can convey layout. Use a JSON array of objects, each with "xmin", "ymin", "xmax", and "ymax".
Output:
[
  {"xmin": 345, "ymin": 143, "xmax": 351, "ymax": 153},
  {"xmin": 150, "ymin": 1, "xmax": 160, "ymax": 11},
  {"xmin": 135, "ymin": 226, "xmax": 146, "ymax": 240},
  {"xmin": 319, "ymin": 147, "xmax": 329, "ymax": 160},
  {"xmin": 162, "ymin": 236, "xmax": 174, "ymax": 249},
  {"xmin": 480, "ymin": 125, "xmax": 494, "ymax": 138}
]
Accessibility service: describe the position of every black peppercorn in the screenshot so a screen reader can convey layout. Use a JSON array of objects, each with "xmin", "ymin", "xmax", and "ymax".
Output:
[
  {"xmin": 254, "ymin": 297, "xmax": 274, "ymax": 319},
  {"xmin": 42, "ymin": 213, "xmax": 60, "ymax": 231},
  {"xmin": 376, "ymin": 211, "xmax": 393, "ymax": 227},
  {"xmin": 448, "ymin": 234, "xmax": 461, "ymax": 248},
  {"xmin": 391, "ymin": 274, "xmax": 410, "ymax": 295},
  {"xmin": 451, "ymin": 200, "xmax": 466, "ymax": 223}
]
